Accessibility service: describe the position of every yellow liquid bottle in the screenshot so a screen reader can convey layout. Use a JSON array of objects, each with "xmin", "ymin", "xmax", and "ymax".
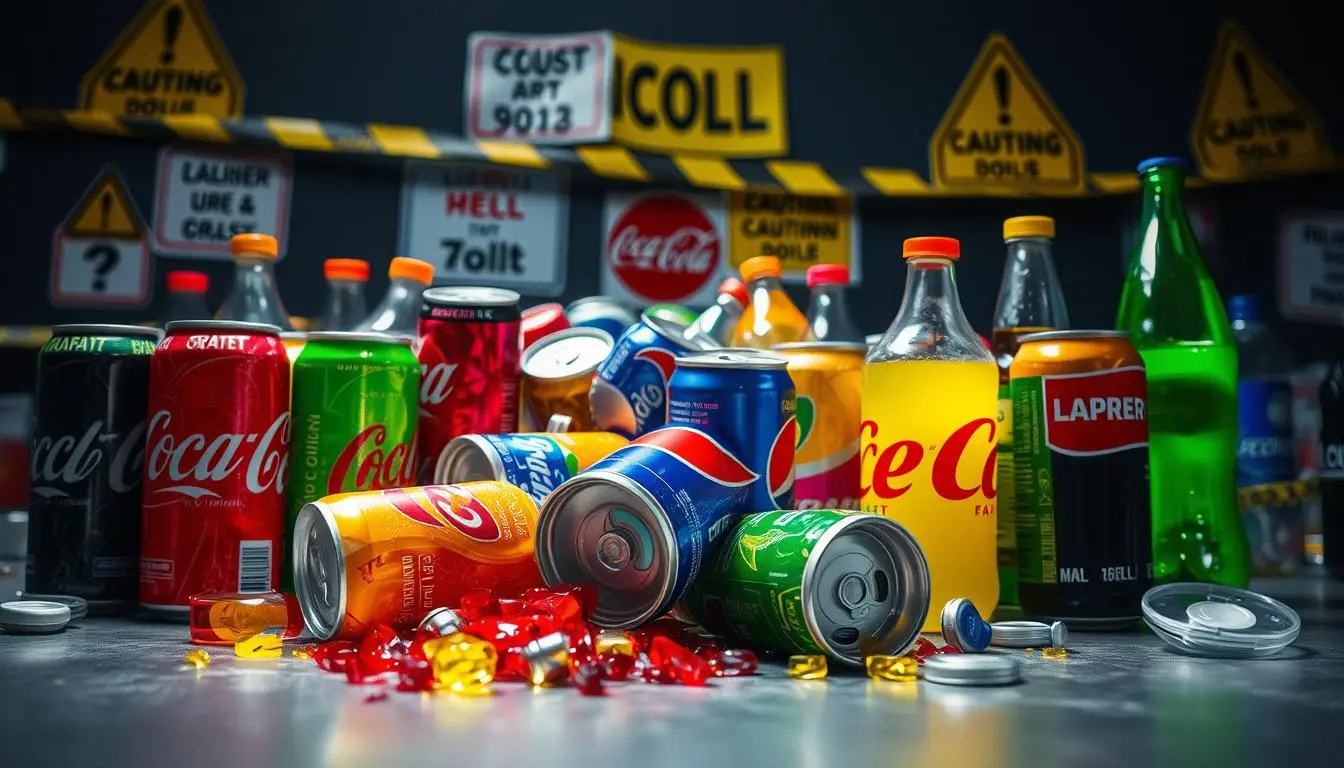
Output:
[
  {"xmin": 862, "ymin": 237, "xmax": 999, "ymax": 630},
  {"xmin": 733, "ymin": 256, "xmax": 808, "ymax": 348}
]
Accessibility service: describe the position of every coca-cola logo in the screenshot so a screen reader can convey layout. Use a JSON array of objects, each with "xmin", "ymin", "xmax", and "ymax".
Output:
[
  {"xmin": 1042, "ymin": 368, "xmax": 1147, "ymax": 456},
  {"xmin": 420, "ymin": 362, "xmax": 458, "ymax": 411},
  {"xmin": 30, "ymin": 420, "xmax": 147, "ymax": 497},
  {"xmin": 607, "ymin": 194, "xmax": 720, "ymax": 302},
  {"xmin": 327, "ymin": 425, "xmax": 417, "ymax": 495},
  {"xmin": 861, "ymin": 419, "xmax": 997, "ymax": 502},
  {"xmin": 145, "ymin": 410, "xmax": 290, "ymax": 498},
  {"xmin": 383, "ymin": 485, "xmax": 501, "ymax": 542}
]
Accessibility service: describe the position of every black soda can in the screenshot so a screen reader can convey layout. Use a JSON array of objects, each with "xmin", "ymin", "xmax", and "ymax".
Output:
[
  {"xmin": 1320, "ymin": 359, "xmax": 1344, "ymax": 580},
  {"xmin": 27, "ymin": 324, "xmax": 161, "ymax": 614}
]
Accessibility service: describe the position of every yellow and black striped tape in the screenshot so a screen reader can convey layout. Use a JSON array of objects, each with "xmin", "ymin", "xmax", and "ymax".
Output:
[
  {"xmin": 1238, "ymin": 478, "xmax": 1319, "ymax": 509},
  {"xmin": 1, "ymin": 98, "xmax": 1282, "ymax": 198}
]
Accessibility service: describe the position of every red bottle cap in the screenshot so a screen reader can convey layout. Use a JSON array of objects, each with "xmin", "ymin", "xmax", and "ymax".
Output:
[
  {"xmin": 806, "ymin": 264, "xmax": 849, "ymax": 288},
  {"xmin": 902, "ymin": 236, "xmax": 960, "ymax": 260},
  {"xmin": 521, "ymin": 303, "xmax": 571, "ymax": 349},
  {"xmin": 324, "ymin": 259, "xmax": 370, "ymax": 282},
  {"xmin": 166, "ymin": 271, "xmax": 208, "ymax": 293},
  {"xmin": 717, "ymin": 278, "xmax": 748, "ymax": 307}
]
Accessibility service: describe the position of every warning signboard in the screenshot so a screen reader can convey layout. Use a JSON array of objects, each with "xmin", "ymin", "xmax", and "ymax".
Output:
[
  {"xmin": 50, "ymin": 166, "xmax": 152, "ymax": 308},
  {"xmin": 1192, "ymin": 21, "xmax": 1333, "ymax": 181},
  {"xmin": 727, "ymin": 192, "xmax": 860, "ymax": 283},
  {"xmin": 931, "ymin": 33, "xmax": 1085, "ymax": 195},
  {"xmin": 79, "ymin": 0, "xmax": 245, "ymax": 119},
  {"xmin": 152, "ymin": 146, "xmax": 292, "ymax": 260}
]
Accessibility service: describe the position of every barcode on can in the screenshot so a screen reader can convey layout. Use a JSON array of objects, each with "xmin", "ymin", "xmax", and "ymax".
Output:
[{"xmin": 238, "ymin": 540, "xmax": 273, "ymax": 593}]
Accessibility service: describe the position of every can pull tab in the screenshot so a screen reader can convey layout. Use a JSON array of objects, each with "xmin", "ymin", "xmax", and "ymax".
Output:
[
  {"xmin": 836, "ymin": 568, "xmax": 889, "ymax": 620},
  {"xmin": 546, "ymin": 414, "xmax": 573, "ymax": 433}
]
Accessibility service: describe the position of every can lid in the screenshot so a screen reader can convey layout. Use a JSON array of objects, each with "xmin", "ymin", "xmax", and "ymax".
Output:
[
  {"xmin": 565, "ymin": 296, "xmax": 637, "ymax": 321},
  {"xmin": 1017, "ymin": 329, "xmax": 1131, "ymax": 345},
  {"xmin": 51, "ymin": 324, "xmax": 164, "ymax": 341},
  {"xmin": 772, "ymin": 341, "xmax": 868, "ymax": 354},
  {"xmin": 1141, "ymin": 583, "xmax": 1300, "ymax": 658},
  {"xmin": 989, "ymin": 620, "xmax": 1054, "ymax": 648},
  {"xmin": 18, "ymin": 593, "xmax": 88, "ymax": 621},
  {"xmin": 642, "ymin": 314, "xmax": 719, "ymax": 352},
  {"xmin": 422, "ymin": 286, "xmax": 521, "ymax": 308},
  {"xmin": 522, "ymin": 328, "xmax": 614, "ymax": 380},
  {"xmin": 304, "ymin": 330, "xmax": 406, "ymax": 345},
  {"xmin": 921, "ymin": 653, "xmax": 1020, "ymax": 686},
  {"xmin": 677, "ymin": 349, "xmax": 788, "ymax": 370},
  {"xmin": 940, "ymin": 598, "xmax": 992, "ymax": 652},
  {"xmin": 434, "ymin": 434, "xmax": 506, "ymax": 486},
  {"xmin": 165, "ymin": 320, "xmax": 283, "ymax": 335},
  {"xmin": 292, "ymin": 501, "xmax": 347, "ymax": 642},
  {"xmin": 0, "ymin": 600, "xmax": 72, "ymax": 634}
]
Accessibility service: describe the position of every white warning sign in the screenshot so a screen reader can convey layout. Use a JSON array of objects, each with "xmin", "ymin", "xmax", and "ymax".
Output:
[{"xmin": 152, "ymin": 146, "xmax": 292, "ymax": 260}]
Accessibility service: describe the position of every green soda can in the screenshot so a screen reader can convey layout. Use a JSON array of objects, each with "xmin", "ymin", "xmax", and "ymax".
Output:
[
  {"xmin": 282, "ymin": 331, "xmax": 419, "ymax": 592},
  {"xmin": 682, "ymin": 509, "xmax": 930, "ymax": 665},
  {"xmin": 644, "ymin": 304, "xmax": 699, "ymax": 328}
]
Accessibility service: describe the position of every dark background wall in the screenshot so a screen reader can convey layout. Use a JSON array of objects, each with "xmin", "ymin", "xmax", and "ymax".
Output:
[{"xmin": 1, "ymin": 0, "xmax": 1341, "ymax": 385}]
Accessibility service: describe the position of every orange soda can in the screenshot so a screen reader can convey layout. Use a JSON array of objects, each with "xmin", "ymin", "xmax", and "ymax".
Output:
[
  {"xmin": 292, "ymin": 481, "xmax": 542, "ymax": 641},
  {"xmin": 772, "ymin": 341, "xmax": 865, "ymax": 509},
  {"xmin": 521, "ymin": 327, "xmax": 615, "ymax": 432},
  {"xmin": 434, "ymin": 431, "xmax": 629, "ymax": 504}
]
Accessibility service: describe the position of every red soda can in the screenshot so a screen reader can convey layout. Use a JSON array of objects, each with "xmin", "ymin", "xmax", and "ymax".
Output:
[
  {"xmin": 417, "ymin": 287, "xmax": 521, "ymax": 482},
  {"xmin": 140, "ymin": 320, "xmax": 290, "ymax": 618}
]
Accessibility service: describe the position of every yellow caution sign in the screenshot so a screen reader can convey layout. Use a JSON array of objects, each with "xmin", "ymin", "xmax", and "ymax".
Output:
[
  {"xmin": 930, "ymin": 34, "xmax": 1085, "ymax": 194},
  {"xmin": 64, "ymin": 166, "xmax": 143, "ymax": 238},
  {"xmin": 79, "ymin": 0, "xmax": 245, "ymax": 119},
  {"xmin": 1192, "ymin": 21, "xmax": 1333, "ymax": 181},
  {"xmin": 727, "ymin": 192, "xmax": 855, "ymax": 279},
  {"xmin": 612, "ymin": 36, "xmax": 787, "ymax": 157}
]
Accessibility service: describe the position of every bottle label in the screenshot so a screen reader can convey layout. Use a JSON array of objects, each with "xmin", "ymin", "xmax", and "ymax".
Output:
[
  {"xmin": 1236, "ymin": 380, "xmax": 1295, "ymax": 486},
  {"xmin": 995, "ymin": 385, "xmax": 1016, "ymax": 569}
]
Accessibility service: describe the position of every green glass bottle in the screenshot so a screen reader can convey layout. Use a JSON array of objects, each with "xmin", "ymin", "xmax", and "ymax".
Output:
[{"xmin": 1115, "ymin": 157, "xmax": 1250, "ymax": 588}]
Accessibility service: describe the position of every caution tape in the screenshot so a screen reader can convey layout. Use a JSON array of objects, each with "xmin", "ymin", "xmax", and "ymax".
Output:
[
  {"xmin": 0, "ymin": 326, "xmax": 53, "ymax": 349},
  {"xmin": 5, "ymin": 98, "xmax": 1303, "ymax": 199},
  {"xmin": 1237, "ymin": 478, "xmax": 1319, "ymax": 509}
]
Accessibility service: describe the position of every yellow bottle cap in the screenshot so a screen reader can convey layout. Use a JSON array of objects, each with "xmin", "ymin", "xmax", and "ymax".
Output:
[{"xmin": 1003, "ymin": 216, "xmax": 1055, "ymax": 240}]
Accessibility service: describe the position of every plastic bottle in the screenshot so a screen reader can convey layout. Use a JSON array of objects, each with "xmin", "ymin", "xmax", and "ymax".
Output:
[
  {"xmin": 161, "ymin": 271, "xmax": 211, "ymax": 324},
  {"xmin": 318, "ymin": 259, "xmax": 370, "ymax": 332},
  {"xmin": 1228, "ymin": 294, "xmax": 1300, "ymax": 575},
  {"xmin": 862, "ymin": 236, "xmax": 998, "ymax": 630},
  {"xmin": 1115, "ymin": 157, "xmax": 1249, "ymax": 588},
  {"xmin": 732, "ymin": 256, "xmax": 808, "ymax": 348},
  {"xmin": 355, "ymin": 257, "xmax": 436, "ymax": 337},
  {"xmin": 802, "ymin": 264, "xmax": 864, "ymax": 342},
  {"xmin": 685, "ymin": 278, "xmax": 748, "ymax": 346},
  {"xmin": 990, "ymin": 215, "xmax": 1070, "ymax": 606},
  {"xmin": 216, "ymin": 233, "xmax": 293, "ymax": 330}
]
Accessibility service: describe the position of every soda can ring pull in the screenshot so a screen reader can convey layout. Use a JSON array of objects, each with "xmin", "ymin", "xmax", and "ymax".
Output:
[
  {"xmin": 990, "ymin": 620, "xmax": 1069, "ymax": 649},
  {"xmin": 940, "ymin": 598, "xmax": 992, "ymax": 653},
  {"xmin": 546, "ymin": 414, "xmax": 573, "ymax": 433},
  {"xmin": 418, "ymin": 607, "xmax": 466, "ymax": 638}
]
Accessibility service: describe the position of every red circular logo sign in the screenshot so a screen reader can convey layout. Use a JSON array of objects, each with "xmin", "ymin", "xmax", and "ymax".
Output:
[{"xmin": 607, "ymin": 194, "xmax": 720, "ymax": 302}]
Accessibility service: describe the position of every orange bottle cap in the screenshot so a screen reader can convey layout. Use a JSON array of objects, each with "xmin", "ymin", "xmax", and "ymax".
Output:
[
  {"xmin": 230, "ymin": 233, "xmax": 279, "ymax": 259},
  {"xmin": 902, "ymin": 236, "xmax": 960, "ymax": 260},
  {"xmin": 389, "ymin": 257, "xmax": 434, "ymax": 284},
  {"xmin": 739, "ymin": 256, "xmax": 782, "ymax": 281},
  {"xmin": 718, "ymin": 277, "xmax": 749, "ymax": 307},
  {"xmin": 324, "ymin": 259, "xmax": 370, "ymax": 282}
]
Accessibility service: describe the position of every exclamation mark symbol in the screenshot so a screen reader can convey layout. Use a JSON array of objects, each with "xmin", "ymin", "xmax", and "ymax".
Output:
[
  {"xmin": 993, "ymin": 65, "xmax": 1011, "ymax": 126},
  {"xmin": 99, "ymin": 192, "xmax": 112, "ymax": 232},
  {"xmin": 161, "ymin": 4, "xmax": 183, "ymax": 65},
  {"xmin": 1233, "ymin": 50, "xmax": 1258, "ymax": 110}
]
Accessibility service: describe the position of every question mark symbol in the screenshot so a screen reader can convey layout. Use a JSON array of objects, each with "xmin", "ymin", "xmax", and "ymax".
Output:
[{"xmin": 83, "ymin": 244, "xmax": 120, "ymax": 292}]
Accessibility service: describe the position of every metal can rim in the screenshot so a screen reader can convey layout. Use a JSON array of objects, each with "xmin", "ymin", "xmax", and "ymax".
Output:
[
  {"xmin": 677, "ymin": 350, "xmax": 789, "ymax": 369},
  {"xmin": 1017, "ymin": 329, "xmax": 1131, "ymax": 344},
  {"xmin": 422, "ymin": 286, "xmax": 521, "ymax": 308},
  {"xmin": 292, "ymin": 500, "xmax": 346, "ymax": 642},
  {"xmin": 521, "ymin": 327, "xmax": 615, "ymax": 380},
  {"xmin": 303, "ymin": 331, "xmax": 411, "ymax": 345},
  {"xmin": 50, "ymin": 324, "xmax": 164, "ymax": 341},
  {"xmin": 641, "ymin": 314, "xmax": 718, "ymax": 352},
  {"xmin": 566, "ymin": 296, "xmax": 631, "ymax": 315},
  {"xmin": 434, "ymin": 434, "xmax": 506, "ymax": 486},
  {"xmin": 165, "ymin": 320, "xmax": 283, "ymax": 335}
]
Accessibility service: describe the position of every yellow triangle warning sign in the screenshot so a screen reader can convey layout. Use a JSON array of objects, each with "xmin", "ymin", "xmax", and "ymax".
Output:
[
  {"xmin": 64, "ymin": 166, "xmax": 145, "ymax": 239},
  {"xmin": 78, "ymin": 0, "xmax": 245, "ymax": 119},
  {"xmin": 930, "ymin": 33, "xmax": 1086, "ymax": 194},
  {"xmin": 1191, "ymin": 21, "xmax": 1333, "ymax": 181}
]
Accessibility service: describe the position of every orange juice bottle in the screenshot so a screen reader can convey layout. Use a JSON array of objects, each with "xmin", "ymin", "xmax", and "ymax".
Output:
[
  {"xmin": 732, "ymin": 256, "xmax": 808, "ymax": 348},
  {"xmin": 862, "ymin": 236, "xmax": 998, "ymax": 629}
]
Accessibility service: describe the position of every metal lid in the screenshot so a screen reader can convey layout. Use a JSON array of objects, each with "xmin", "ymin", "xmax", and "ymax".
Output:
[
  {"xmin": 772, "ymin": 341, "xmax": 868, "ymax": 354},
  {"xmin": 678, "ymin": 349, "xmax": 788, "ymax": 369},
  {"xmin": 292, "ymin": 501, "xmax": 347, "ymax": 642},
  {"xmin": 418, "ymin": 607, "xmax": 466, "ymax": 637},
  {"xmin": 803, "ymin": 514, "xmax": 930, "ymax": 665},
  {"xmin": 522, "ymin": 328, "xmax": 614, "ymax": 380},
  {"xmin": 1017, "ymin": 330, "xmax": 1131, "ymax": 344},
  {"xmin": 18, "ymin": 593, "xmax": 88, "ymax": 621},
  {"xmin": 535, "ymin": 471, "xmax": 676, "ymax": 629},
  {"xmin": 304, "ymin": 331, "xmax": 407, "ymax": 345},
  {"xmin": 51, "ymin": 324, "xmax": 164, "ymax": 341},
  {"xmin": 165, "ymin": 320, "xmax": 283, "ymax": 335},
  {"xmin": 0, "ymin": 600, "xmax": 72, "ymax": 634},
  {"xmin": 922, "ymin": 653, "xmax": 1021, "ymax": 686},
  {"xmin": 941, "ymin": 598, "xmax": 992, "ymax": 652},
  {"xmin": 643, "ymin": 314, "xmax": 719, "ymax": 352},
  {"xmin": 990, "ymin": 620, "xmax": 1062, "ymax": 648},
  {"xmin": 434, "ymin": 434, "xmax": 505, "ymax": 486},
  {"xmin": 1142, "ymin": 583, "xmax": 1300, "ymax": 658},
  {"xmin": 423, "ymin": 286, "xmax": 521, "ymax": 308}
]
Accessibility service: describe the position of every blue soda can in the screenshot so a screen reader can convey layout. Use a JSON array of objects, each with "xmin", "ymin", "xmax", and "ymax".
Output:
[
  {"xmin": 565, "ymin": 297, "xmax": 638, "ymax": 343},
  {"xmin": 535, "ymin": 425, "xmax": 756, "ymax": 628},
  {"xmin": 669, "ymin": 349, "xmax": 797, "ymax": 512},
  {"xmin": 589, "ymin": 314, "xmax": 717, "ymax": 438},
  {"xmin": 434, "ymin": 431, "xmax": 630, "ymax": 504}
]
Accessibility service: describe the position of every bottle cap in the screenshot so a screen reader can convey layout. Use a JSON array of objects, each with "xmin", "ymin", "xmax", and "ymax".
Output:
[
  {"xmin": 1227, "ymin": 294, "xmax": 1263, "ymax": 323},
  {"xmin": 806, "ymin": 264, "xmax": 850, "ymax": 288},
  {"xmin": 18, "ymin": 593, "xmax": 89, "ymax": 621},
  {"xmin": 921, "ymin": 653, "xmax": 1020, "ymax": 686},
  {"xmin": 0, "ymin": 600, "xmax": 72, "ymax": 634},
  {"xmin": 940, "ymin": 598, "xmax": 992, "ymax": 652},
  {"xmin": 718, "ymin": 277, "xmax": 749, "ymax": 307},
  {"xmin": 389, "ymin": 257, "xmax": 435, "ymax": 284},
  {"xmin": 230, "ymin": 233, "xmax": 279, "ymax": 259},
  {"xmin": 166, "ymin": 271, "xmax": 209, "ymax": 294},
  {"xmin": 324, "ymin": 258, "xmax": 370, "ymax": 282},
  {"xmin": 739, "ymin": 256, "xmax": 783, "ymax": 282},
  {"xmin": 902, "ymin": 236, "xmax": 960, "ymax": 260},
  {"xmin": 1136, "ymin": 156, "xmax": 1191, "ymax": 174},
  {"xmin": 1003, "ymin": 216, "xmax": 1055, "ymax": 240},
  {"xmin": 1141, "ymin": 583, "xmax": 1300, "ymax": 658}
]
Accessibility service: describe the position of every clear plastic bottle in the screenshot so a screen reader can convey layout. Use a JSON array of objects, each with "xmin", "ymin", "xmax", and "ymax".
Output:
[
  {"xmin": 318, "ymin": 259, "xmax": 370, "ymax": 331},
  {"xmin": 1228, "ymin": 294, "xmax": 1300, "ymax": 574},
  {"xmin": 802, "ymin": 264, "xmax": 863, "ymax": 342},
  {"xmin": 355, "ymin": 257, "xmax": 436, "ymax": 337},
  {"xmin": 216, "ymin": 233, "xmax": 293, "ymax": 330},
  {"xmin": 161, "ymin": 271, "xmax": 211, "ymax": 324},
  {"xmin": 732, "ymin": 256, "xmax": 808, "ymax": 348},
  {"xmin": 685, "ymin": 278, "xmax": 748, "ymax": 346},
  {"xmin": 862, "ymin": 236, "xmax": 998, "ymax": 629}
]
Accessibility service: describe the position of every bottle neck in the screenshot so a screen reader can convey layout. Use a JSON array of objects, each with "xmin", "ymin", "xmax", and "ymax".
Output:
[
  {"xmin": 806, "ymin": 284, "xmax": 853, "ymax": 323},
  {"xmin": 1137, "ymin": 166, "xmax": 1201, "ymax": 265},
  {"xmin": 748, "ymin": 275, "xmax": 784, "ymax": 297},
  {"xmin": 325, "ymin": 279, "xmax": 366, "ymax": 305},
  {"xmin": 993, "ymin": 238, "xmax": 1069, "ymax": 330},
  {"xmin": 384, "ymin": 278, "xmax": 425, "ymax": 309},
  {"xmin": 881, "ymin": 257, "xmax": 986, "ymax": 361}
]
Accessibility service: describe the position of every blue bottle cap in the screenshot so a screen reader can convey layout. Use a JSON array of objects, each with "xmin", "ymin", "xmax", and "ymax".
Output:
[
  {"xmin": 1136, "ymin": 156, "xmax": 1192, "ymax": 174},
  {"xmin": 940, "ymin": 598, "xmax": 992, "ymax": 652},
  {"xmin": 1227, "ymin": 294, "xmax": 1263, "ymax": 323}
]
